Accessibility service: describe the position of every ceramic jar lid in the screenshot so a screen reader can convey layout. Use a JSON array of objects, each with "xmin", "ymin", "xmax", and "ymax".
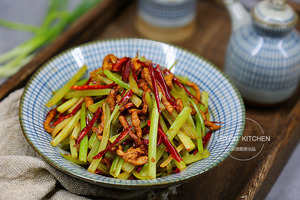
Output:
[{"xmin": 251, "ymin": 0, "xmax": 298, "ymax": 28}]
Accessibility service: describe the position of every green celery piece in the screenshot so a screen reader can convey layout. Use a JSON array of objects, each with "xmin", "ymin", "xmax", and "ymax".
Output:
[
  {"xmin": 177, "ymin": 130, "xmax": 195, "ymax": 151},
  {"xmin": 57, "ymin": 97, "xmax": 78, "ymax": 113},
  {"xmin": 113, "ymin": 146, "xmax": 129, "ymax": 177},
  {"xmin": 132, "ymin": 170, "xmax": 152, "ymax": 180},
  {"xmin": 87, "ymin": 139, "xmax": 101, "ymax": 163},
  {"xmin": 190, "ymin": 98, "xmax": 206, "ymax": 153},
  {"xmin": 148, "ymin": 95, "xmax": 159, "ymax": 179},
  {"xmin": 166, "ymin": 106, "xmax": 192, "ymax": 141},
  {"xmin": 182, "ymin": 149, "xmax": 210, "ymax": 164},
  {"xmin": 129, "ymin": 70, "xmax": 139, "ymax": 94},
  {"xmin": 88, "ymin": 132, "xmax": 98, "ymax": 149},
  {"xmin": 172, "ymin": 159, "xmax": 186, "ymax": 171},
  {"xmin": 79, "ymin": 102, "xmax": 88, "ymax": 162},
  {"xmin": 196, "ymin": 117, "xmax": 204, "ymax": 153},
  {"xmin": 117, "ymin": 172, "xmax": 132, "ymax": 180},
  {"xmin": 46, "ymin": 65, "xmax": 87, "ymax": 107},
  {"xmin": 88, "ymin": 103, "xmax": 111, "ymax": 172},
  {"xmin": 71, "ymin": 122, "xmax": 80, "ymax": 139},
  {"xmin": 64, "ymin": 89, "xmax": 111, "ymax": 99},
  {"xmin": 88, "ymin": 99, "xmax": 105, "ymax": 113},
  {"xmin": 130, "ymin": 94, "xmax": 142, "ymax": 107},
  {"xmin": 51, "ymin": 110, "xmax": 81, "ymax": 146},
  {"xmin": 69, "ymin": 137, "xmax": 78, "ymax": 158},
  {"xmin": 122, "ymin": 162, "xmax": 136, "ymax": 174},
  {"xmin": 103, "ymin": 70, "xmax": 143, "ymax": 96},
  {"xmin": 110, "ymin": 155, "xmax": 121, "ymax": 176},
  {"xmin": 60, "ymin": 153, "xmax": 88, "ymax": 165}
]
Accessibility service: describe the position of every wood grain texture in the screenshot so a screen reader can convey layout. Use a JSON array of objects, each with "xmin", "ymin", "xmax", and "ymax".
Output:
[{"xmin": 1, "ymin": 0, "xmax": 300, "ymax": 199}]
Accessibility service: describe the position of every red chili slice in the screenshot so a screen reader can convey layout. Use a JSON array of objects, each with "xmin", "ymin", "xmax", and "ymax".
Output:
[
  {"xmin": 51, "ymin": 101, "xmax": 83, "ymax": 126},
  {"xmin": 112, "ymin": 57, "xmax": 130, "ymax": 72},
  {"xmin": 70, "ymin": 83, "xmax": 117, "ymax": 90},
  {"xmin": 93, "ymin": 126, "xmax": 133, "ymax": 159},
  {"xmin": 76, "ymin": 107, "xmax": 102, "ymax": 145},
  {"xmin": 118, "ymin": 89, "xmax": 133, "ymax": 105}
]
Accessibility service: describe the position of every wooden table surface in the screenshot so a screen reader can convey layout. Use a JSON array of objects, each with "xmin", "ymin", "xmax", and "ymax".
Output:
[{"xmin": 1, "ymin": 0, "xmax": 300, "ymax": 199}]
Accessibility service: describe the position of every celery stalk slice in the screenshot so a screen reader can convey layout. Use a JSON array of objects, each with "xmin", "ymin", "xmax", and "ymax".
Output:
[
  {"xmin": 51, "ymin": 110, "xmax": 81, "ymax": 146},
  {"xmin": 46, "ymin": 65, "xmax": 87, "ymax": 107}
]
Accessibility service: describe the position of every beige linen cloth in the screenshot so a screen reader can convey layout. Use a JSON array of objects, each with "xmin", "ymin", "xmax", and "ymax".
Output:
[{"xmin": 0, "ymin": 89, "xmax": 179, "ymax": 200}]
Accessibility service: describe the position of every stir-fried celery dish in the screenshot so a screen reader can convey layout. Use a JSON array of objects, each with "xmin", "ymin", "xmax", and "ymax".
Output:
[{"xmin": 44, "ymin": 54, "xmax": 221, "ymax": 179}]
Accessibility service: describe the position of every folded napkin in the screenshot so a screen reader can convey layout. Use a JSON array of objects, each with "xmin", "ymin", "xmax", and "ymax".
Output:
[{"xmin": 0, "ymin": 89, "xmax": 179, "ymax": 200}]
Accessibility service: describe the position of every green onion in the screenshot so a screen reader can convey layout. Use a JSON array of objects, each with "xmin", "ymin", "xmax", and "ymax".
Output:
[{"xmin": 0, "ymin": 0, "xmax": 103, "ymax": 77}]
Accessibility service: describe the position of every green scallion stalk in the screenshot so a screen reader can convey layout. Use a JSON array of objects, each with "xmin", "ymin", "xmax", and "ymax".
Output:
[{"xmin": 0, "ymin": 0, "xmax": 103, "ymax": 77}]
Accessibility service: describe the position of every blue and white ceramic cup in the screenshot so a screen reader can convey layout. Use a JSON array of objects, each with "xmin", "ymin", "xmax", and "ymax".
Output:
[{"xmin": 136, "ymin": 0, "xmax": 197, "ymax": 42}]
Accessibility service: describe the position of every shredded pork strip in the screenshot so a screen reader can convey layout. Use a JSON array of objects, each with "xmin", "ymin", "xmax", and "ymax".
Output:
[
  {"xmin": 44, "ymin": 109, "xmax": 56, "ymax": 133},
  {"xmin": 116, "ymin": 146, "xmax": 148, "ymax": 166}
]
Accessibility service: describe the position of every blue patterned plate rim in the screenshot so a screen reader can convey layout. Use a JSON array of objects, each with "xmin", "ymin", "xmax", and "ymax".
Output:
[{"xmin": 19, "ymin": 38, "xmax": 245, "ymax": 189}]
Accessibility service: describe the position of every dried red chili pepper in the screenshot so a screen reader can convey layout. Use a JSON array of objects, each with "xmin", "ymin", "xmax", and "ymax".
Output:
[
  {"xmin": 70, "ymin": 83, "xmax": 117, "ymax": 90},
  {"xmin": 154, "ymin": 67, "xmax": 176, "ymax": 103},
  {"xmin": 136, "ymin": 165, "xmax": 143, "ymax": 173},
  {"xmin": 122, "ymin": 60, "xmax": 131, "ymax": 83},
  {"xmin": 193, "ymin": 149, "xmax": 198, "ymax": 155},
  {"xmin": 157, "ymin": 133, "xmax": 162, "ymax": 147},
  {"xmin": 85, "ymin": 78, "xmax": 92, "ymax": 85},
  {"xmin": 93, "ymin": 126, "xmax": 133, "ymax": 159},
  {"xmin": 112, "ymin": 57, "xmax": 130, "ymax": 72},
  {"xmin": 94, "ymin": 169, "xmax": 106, "ymax": 175},
  {"xmin": 118, "ymin": 89, "xmax": 133, "ymax": 105},
  {"xmin": 76, "ymin": 107, "xmax": 102, "ymax": 145},
  {"xmin": 148, "ymin": 64, "xmax": 161, "ymax": 113},
  {"xmin": 51, "ymin": 101, "xmax": 83, "ymax": 126},
  {"xmin": 130, "ymin": 61, "xmax": 138, "ymax": 82},
  {"xmin": 156, "ymin": 80, "xmax": 178, "ymax": 108},
  {"xmin": 203, "ymin": 131, "xmax": 212, "ymax": 146},
  {"xmin": 142, "ymin": 138, "xmax": 149, "ymax": 145},
  {"xmin": 146, "ymin": 120, "xmax": 183, "ymax": 162},
  {"xmin": 173, "ymin": 168, "xmax": 181, "ymax": 173},
  {"xmin": 122, "ymin": 139, "xmax": 133, "ymax": 146},
  {"xmin": 163, "ymin": 69, "xmax": 202, "ymax": 104}
]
